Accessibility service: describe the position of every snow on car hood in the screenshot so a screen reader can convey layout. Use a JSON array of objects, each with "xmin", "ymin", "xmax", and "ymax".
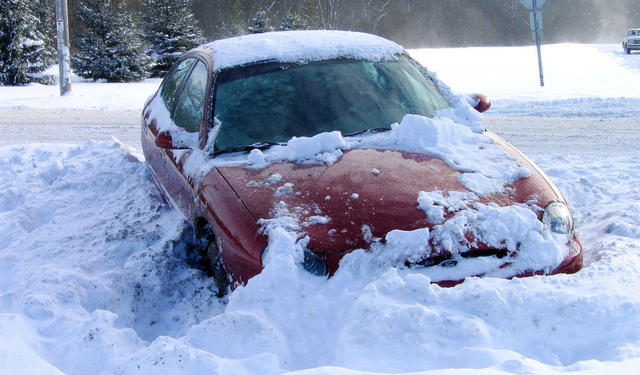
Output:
[
  {"xmin": 197, "ymin": 30, "xmax": 405, "ymax": 71},
  {"xmin": 212, "ymin": 111, "xmax": 572, "ymax": 279},
  {"xmin": 219, "ymin": 145, "xmax": 560, "ymax": 253},
  {"xmin": 220, "ymin": 148, "xmax": 465, "ymax": 252}
]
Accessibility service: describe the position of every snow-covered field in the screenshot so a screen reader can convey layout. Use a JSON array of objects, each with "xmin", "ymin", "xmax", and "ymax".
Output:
[{"xmin": 1, "ymin": 43, "xmax": 639, "ymax": 375}]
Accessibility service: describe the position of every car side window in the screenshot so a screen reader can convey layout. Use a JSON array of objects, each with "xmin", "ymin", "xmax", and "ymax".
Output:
[
  {"xmin": 160, "ymin": 58, "xmax": 196, "ymax": 114},
  {"xmin": 173, "ymin": 61, "xmax": 208, "ymax": 133}
]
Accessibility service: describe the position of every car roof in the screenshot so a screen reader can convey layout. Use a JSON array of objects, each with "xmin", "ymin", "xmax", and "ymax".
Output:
[{"xmin": 193, "ymin": 30, "xmax": 405, "ymax": 71}]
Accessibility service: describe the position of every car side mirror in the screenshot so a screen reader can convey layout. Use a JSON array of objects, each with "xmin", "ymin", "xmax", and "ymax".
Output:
[{"xmin": 472, "ymin": 93, "xmax": 491, "ymax": 113}]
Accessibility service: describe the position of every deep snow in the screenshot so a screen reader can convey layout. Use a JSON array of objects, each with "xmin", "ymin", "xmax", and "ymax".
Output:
[{"xmin": 1, "ymin": 43, "xmax": 640, "ymax": 375}]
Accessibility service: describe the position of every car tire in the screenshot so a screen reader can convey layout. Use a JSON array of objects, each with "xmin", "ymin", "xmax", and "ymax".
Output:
[
  {"xmin": 627, "ymin": 47, "xmax": 631, "ymax": 54},
  {"xmin": 193, "ymin": 217, "xmax": 230, "ymax": 297},
  {"xmin": 207, "ymin": 239, "xmax": 230, "ymax": 297}
]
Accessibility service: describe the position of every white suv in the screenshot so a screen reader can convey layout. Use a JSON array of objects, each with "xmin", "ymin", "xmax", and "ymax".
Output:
[{"xmin": 623, "ymin": 29, "xmax": 640, "ymax": 54}]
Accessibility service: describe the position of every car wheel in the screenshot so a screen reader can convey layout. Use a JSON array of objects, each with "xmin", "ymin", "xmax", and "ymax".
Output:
[
  {"xmin": 627, "ymin": 47, "xmax": 631, "ymax": 54},
  {"xmin": 193, "ymin": 218, "xmax": 230, "ymax": 297},
  {"xmin": 207, "ymin": 238, "xmax": 230, "ymax": 297}
]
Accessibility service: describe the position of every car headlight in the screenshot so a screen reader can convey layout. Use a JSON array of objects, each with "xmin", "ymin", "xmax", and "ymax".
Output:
[
  {"xmin": 301, "ymin": 248, "xmax": 329, "ymax": 277},
  {"xmin": 541, "ymin": 201, "xmax": 574, "ymax": 235}
]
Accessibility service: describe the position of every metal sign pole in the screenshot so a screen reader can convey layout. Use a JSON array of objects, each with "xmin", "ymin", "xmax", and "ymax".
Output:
[
  {"xmin": 55, "ymin": 0, "xmax": 72, "ymax": 96},
  {"xmin": 517, "ymin": 0, "xmax": 546, "ymax": 86},
  {"xmin": 532, "ymin": 0, "xmax": 544, "ymax": 86}
]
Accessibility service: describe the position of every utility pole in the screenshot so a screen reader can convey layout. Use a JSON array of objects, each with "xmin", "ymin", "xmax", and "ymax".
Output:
[{"xmin": 55, "ymin": 0, "xmax": 72, "ymax": 96}]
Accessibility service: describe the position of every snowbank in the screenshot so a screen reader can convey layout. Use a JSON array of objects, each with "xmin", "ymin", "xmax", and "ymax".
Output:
[{"xmin": 0, "ymin": 141, "xmax": 639, "ymax": 375}]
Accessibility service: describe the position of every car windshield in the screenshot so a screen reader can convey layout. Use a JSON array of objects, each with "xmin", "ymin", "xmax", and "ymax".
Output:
[{"xmin": 212, "ymin": 55, "xmax": 450, "ymax": 153}]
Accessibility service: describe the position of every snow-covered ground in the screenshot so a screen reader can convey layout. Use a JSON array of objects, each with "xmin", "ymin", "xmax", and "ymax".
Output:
[
  {"xmin": 411, "ymin": 43, "xmax": 640, "ymax": 118},
  {"xmin": 1, "ymin": 43, "xmax": 639, "ymax": 375}
]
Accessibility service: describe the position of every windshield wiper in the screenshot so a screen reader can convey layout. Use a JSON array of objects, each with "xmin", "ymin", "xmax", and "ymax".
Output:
[
  {"xmin": 345, "ymin": 127, "xmax": 391, "ymax": 137},
  {"xmin": 213, "ymin": 142, "xmax": 282, "ymax": 156}
]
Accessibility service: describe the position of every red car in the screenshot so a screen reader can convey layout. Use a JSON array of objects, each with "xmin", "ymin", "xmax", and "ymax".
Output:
[{"xmin": 142, "ymin": 31, "xmax": 582, "ymax": 296}]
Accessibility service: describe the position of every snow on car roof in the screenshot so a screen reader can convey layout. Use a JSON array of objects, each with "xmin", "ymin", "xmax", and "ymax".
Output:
[{"xmin": 197, "ymin": 30, "xmax": 405, "ymax": 71}]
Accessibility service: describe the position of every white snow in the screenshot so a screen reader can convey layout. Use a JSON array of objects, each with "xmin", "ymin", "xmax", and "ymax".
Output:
[
  {"xmin": 0, "ymin": 78, "xmax": 161, "ymax": 111},
  {"xmin": 1, "ymin": 41, "xmax": 640, "ymax": 375},
  {"xmin": 200, "ymin": 30, "xmax": 404, "ymax": 71},
  {"xmin": 409, "ymin": 44, "xmax": 640, "ymax": 117}
]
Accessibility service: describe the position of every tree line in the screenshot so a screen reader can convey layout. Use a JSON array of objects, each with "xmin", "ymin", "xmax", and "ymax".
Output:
[
  {"xmin": 2, "ymin": 0, "xmax": 639, "ymax": 85},
  {"xmin": 121, "ymin": 0, "xmax": 640, "ymax": 47}
]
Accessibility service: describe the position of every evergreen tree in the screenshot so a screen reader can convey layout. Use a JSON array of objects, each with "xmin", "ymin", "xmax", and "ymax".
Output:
[
  {"xmin": 142, "ymin": 0, "xmax": 206, "ymax": 77},
  {"xmin": 30, "ymin": 0, "xmax": 56, "ymax": 68},
  {"xmin": 248, "ymin": 10, "xmax": 274, "ymax": 34},
  {"xmin": 0, "ymin": 0, "xmax": 52, "ymax": 85},
  {"xmin": 72, "ymin": 0, "xmax": 151, "ymax": 82},
  {"xmin": 280, "ymin": 1, "xmax": 321, "ymax": 31},
  {"xmin": 280, "ymin": 12, "xmax": 309, "ymax": 31},
  {"xmin": 217, "ymin": 0, "xmax": 247, "ymax": 38}
]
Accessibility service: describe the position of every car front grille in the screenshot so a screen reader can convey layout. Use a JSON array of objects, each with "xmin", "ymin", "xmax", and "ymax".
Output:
[{"xmin": 408, "ymin": 248, "xmax": 510, "ymax": 268}]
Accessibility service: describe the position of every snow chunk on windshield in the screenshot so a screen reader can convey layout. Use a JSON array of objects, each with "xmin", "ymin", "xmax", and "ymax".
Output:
[
  {"xmin": 249, "ymin": 131, "xmax": 347, "ymax": 167},
  {"xmin": 231, "ymin": 109, "xmax": 529, "ymax": 196},
  {"xmin": 200, "ymin": 30, "xmax": 404, "ymax": 71}
]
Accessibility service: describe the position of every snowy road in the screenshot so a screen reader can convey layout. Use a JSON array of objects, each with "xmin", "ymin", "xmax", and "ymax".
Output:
[
  {"xmin": 484, "ymin": 115, "xmax": 640, "ymax": 156},
  {"xmin": 2, "ymin": 109, "xmax": 638, "ymax": 157},
  {"xmin": 0, "ymin": 109, "xmax": 141, "ymax": 147}
]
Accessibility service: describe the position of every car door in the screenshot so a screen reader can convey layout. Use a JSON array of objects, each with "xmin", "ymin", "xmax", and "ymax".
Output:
[{"xmin": 143, "ymin": 57, "xmax": 210, "ymax": 220}]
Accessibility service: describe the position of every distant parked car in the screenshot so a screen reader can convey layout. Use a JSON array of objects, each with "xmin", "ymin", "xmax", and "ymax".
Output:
[
  {"xmin": 623, "ymin": 29, "xmax": 640, "ymax": 54},
  {"xmin": 141, "ymin": 31, "xmax": 583, "ymax": 296}
]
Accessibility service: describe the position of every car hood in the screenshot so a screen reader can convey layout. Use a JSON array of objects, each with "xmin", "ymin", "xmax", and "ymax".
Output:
[{"xmin": 216, "ymin": 135, "xmax": 563, "ymax": 254}]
